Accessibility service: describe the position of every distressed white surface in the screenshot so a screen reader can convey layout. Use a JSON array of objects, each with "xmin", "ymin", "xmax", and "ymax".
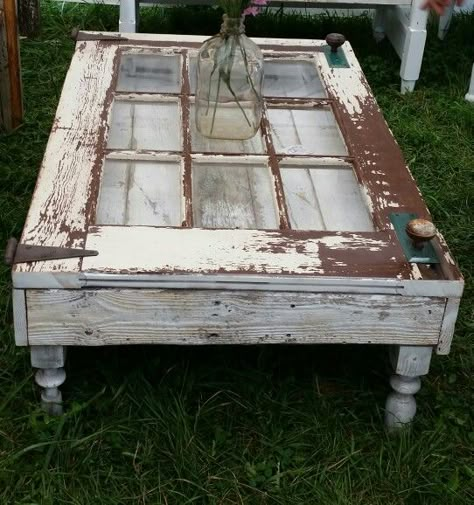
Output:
[
  {"xmin": 316, "ymin": 42, "xmax": 370, "ymax": 116},
  {"xmin": 26, "ymin": 289, "xmax": 444, "ymax": 346},
  {"xmin": 82, "ymin": 226, "xmax": 392, "ymax": 275},
  {"xmin": 14, "ymin": 41, "xmax": 117, "ymax": 275}
]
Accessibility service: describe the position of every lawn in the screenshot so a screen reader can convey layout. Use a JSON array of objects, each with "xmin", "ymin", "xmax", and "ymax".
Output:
[{"xmin": 0, "ymin": 2, "xmax": 473, "ymax": 504}]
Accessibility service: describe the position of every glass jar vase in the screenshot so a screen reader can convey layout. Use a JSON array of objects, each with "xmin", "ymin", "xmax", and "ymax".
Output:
[{"xmin": 195, "ymin": 15, "xmax": 264, "ymax": 140}]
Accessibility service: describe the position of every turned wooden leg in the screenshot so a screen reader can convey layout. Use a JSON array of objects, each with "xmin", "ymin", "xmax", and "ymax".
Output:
[
  {"xmin": 385, "ymin": 346, "xmax": 432, "ymax": 430},
  {"xmin": 31, "ymin": 346, "xmax": 66, "ymax": 416}
]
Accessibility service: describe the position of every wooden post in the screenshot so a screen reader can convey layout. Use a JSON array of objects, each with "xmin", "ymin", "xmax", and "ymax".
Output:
[
  {"xmin": 18, "ymin": 0, "xmax": 40, "ymax": 37},
  {"xmin": 0, "ymin": 0, "xmax": 23, "ymax": 131}
]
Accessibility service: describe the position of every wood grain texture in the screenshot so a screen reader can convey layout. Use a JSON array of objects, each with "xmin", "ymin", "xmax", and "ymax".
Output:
[
  {"xmin": 13, "ymin": 41, "xmax": 117, "ymax": 275},
  {"xmin": 26, "ymin": 289, "xmax": 445, "ymax": 346},
  {"xmin": 0, "ymin": 0, "xmax": 23, "ymax": 131},
  {"xmin": 437, "ymin": 298, "xmax": 461, "ymax": 355},
  {"xmin": 12, "ymin": 289, "xmax": 27, "ymax": 345}
]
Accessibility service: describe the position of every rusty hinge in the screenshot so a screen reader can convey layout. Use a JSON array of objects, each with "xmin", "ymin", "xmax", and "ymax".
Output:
[{"xmin": 4, "ymin": 238, "xmax": 98, "ymax": 265}]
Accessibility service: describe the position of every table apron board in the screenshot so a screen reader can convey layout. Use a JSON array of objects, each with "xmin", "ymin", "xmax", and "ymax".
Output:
[{"xmin": 22, "ymin": 288, "xmax": 446, "ymax": 347}]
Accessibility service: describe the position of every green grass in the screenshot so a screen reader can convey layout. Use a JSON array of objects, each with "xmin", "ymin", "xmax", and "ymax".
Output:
[{"xmin": 0, "ymin": 2, "xmax": 473, "ymax": 503}]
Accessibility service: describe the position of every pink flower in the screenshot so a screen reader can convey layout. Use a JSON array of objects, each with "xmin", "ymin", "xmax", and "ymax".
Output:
[{"xmin": 243, "ymin": 5, "xmax": 259, "ymax": 16}]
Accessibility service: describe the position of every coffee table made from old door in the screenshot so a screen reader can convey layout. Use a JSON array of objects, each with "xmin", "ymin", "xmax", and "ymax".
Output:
[{"xmin": 9, "ymin": 31, "xmax": 463, "ymax": 428}]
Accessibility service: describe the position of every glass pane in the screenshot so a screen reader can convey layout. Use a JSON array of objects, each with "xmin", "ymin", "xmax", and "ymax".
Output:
[
  {"xmin": 267, "ymin": 107, "xmax": 347, "ymax": 156},
  {"xmin": 190, "ymin": 104, "xmax": 265, "ymax": 154},
  {"xmin": 264, "ymin": 60, "xmax": 325, "ymax": 98},
  {"xmin": 189, "ymin": 56, "xmax": 197, "ymax": 94},
  {"xmin": 107, "ymin": 101, "xmax": 181, "ymax": 151},
  {"xmin": 193, "ymin": 160, "xmax": 278, "ymax": 229},
  {"xmin": 117, "ymin": 54, "xmax": 181, "ymax": 93},
  {"xmin": 96, "ymin": 159, "xmax": 182, "ymax": 226},
  {"xmin": 280, "ymin": 162, "xmax": 373, "ymax": 231}
]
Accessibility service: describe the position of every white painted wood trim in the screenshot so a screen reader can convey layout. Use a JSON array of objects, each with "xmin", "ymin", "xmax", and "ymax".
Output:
[
  {"xmin": 13, "ymin": 41, "xmax": 118, "ymax": 276},
  {"xmin": 26, "ymin": 289, "xmax": 445, "ymax": 346},
  {"xmin": 437, "ymin": 298, "xmax": 461, "ymax": 355},
  {"xmin": 81, "ymin": 226, "xmax": 396, "ymax": 276},
  {"xmin": 12, "ymin": 289, "xmax": 28, "ymax": 346}
]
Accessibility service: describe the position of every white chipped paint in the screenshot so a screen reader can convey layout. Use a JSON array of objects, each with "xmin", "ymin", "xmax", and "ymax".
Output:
[
  {"xmin": 82, "ymin": 227, "xmax": 393, "ymax": 276},
  {"xmin": 360, "ymin": 184, "xmax": 375, "ymax": 216},
  {"xmin": 410, "ymin": 264, "xmax": 423, "ymax": 280},
  {"xmin": 14, "ymin": 41, "xmax": 118, "ymax": 275},
  {"xmin": 316, "ymin": 42, "xmax": 371, "ymax": 116},
  {"xmin": 84, "ymin": 226, "xmax": 324, "ymax": 274},
  {"xmin": 318, "ymin": 234, "xmax": 385, "ymax": 251}
]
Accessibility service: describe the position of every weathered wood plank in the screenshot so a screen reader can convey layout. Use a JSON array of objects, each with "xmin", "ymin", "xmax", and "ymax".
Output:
[
  {"xmin": 12, "ymin": 289, "xmax": 28, "ymax": 345},
  {"xmin": 437, "ymin": 298, "xmax": 461, "ymax": 355},
  {"xmin": 79, "ymin": 226, "xmax": 408, "ymax": 278},
  {"xmin": 26, "ymin": 289, "xmax": 445, "ymax": 346},
  {"xmin": 0, "ymin": 0, "xmax": 23, "ymax": 131},
  {"xmin": 13, "ymin": 41, "xmax": 117, "ymax": 274},
  {"xmin": 18, "ymin": 0, "xmax": 40, "ymax": 37}
]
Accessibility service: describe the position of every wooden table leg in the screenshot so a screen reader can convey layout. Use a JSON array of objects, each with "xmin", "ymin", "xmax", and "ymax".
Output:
[
  {"xmin": 31, "ymin": 346, "xmax": 67, "ymax": 416},
  {"xmin": 385, "ymin": 345, "xmax": 432, "ymax": 430}
]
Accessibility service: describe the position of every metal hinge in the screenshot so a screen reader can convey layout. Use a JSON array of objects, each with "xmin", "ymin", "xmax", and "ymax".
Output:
[
  {"xmin": 390, "ymin": 213, "xmax": 440, "ymax": 264},
  {"xmin": 4, "ymin": 238, "xmax": 98, "ymax": 265}
]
